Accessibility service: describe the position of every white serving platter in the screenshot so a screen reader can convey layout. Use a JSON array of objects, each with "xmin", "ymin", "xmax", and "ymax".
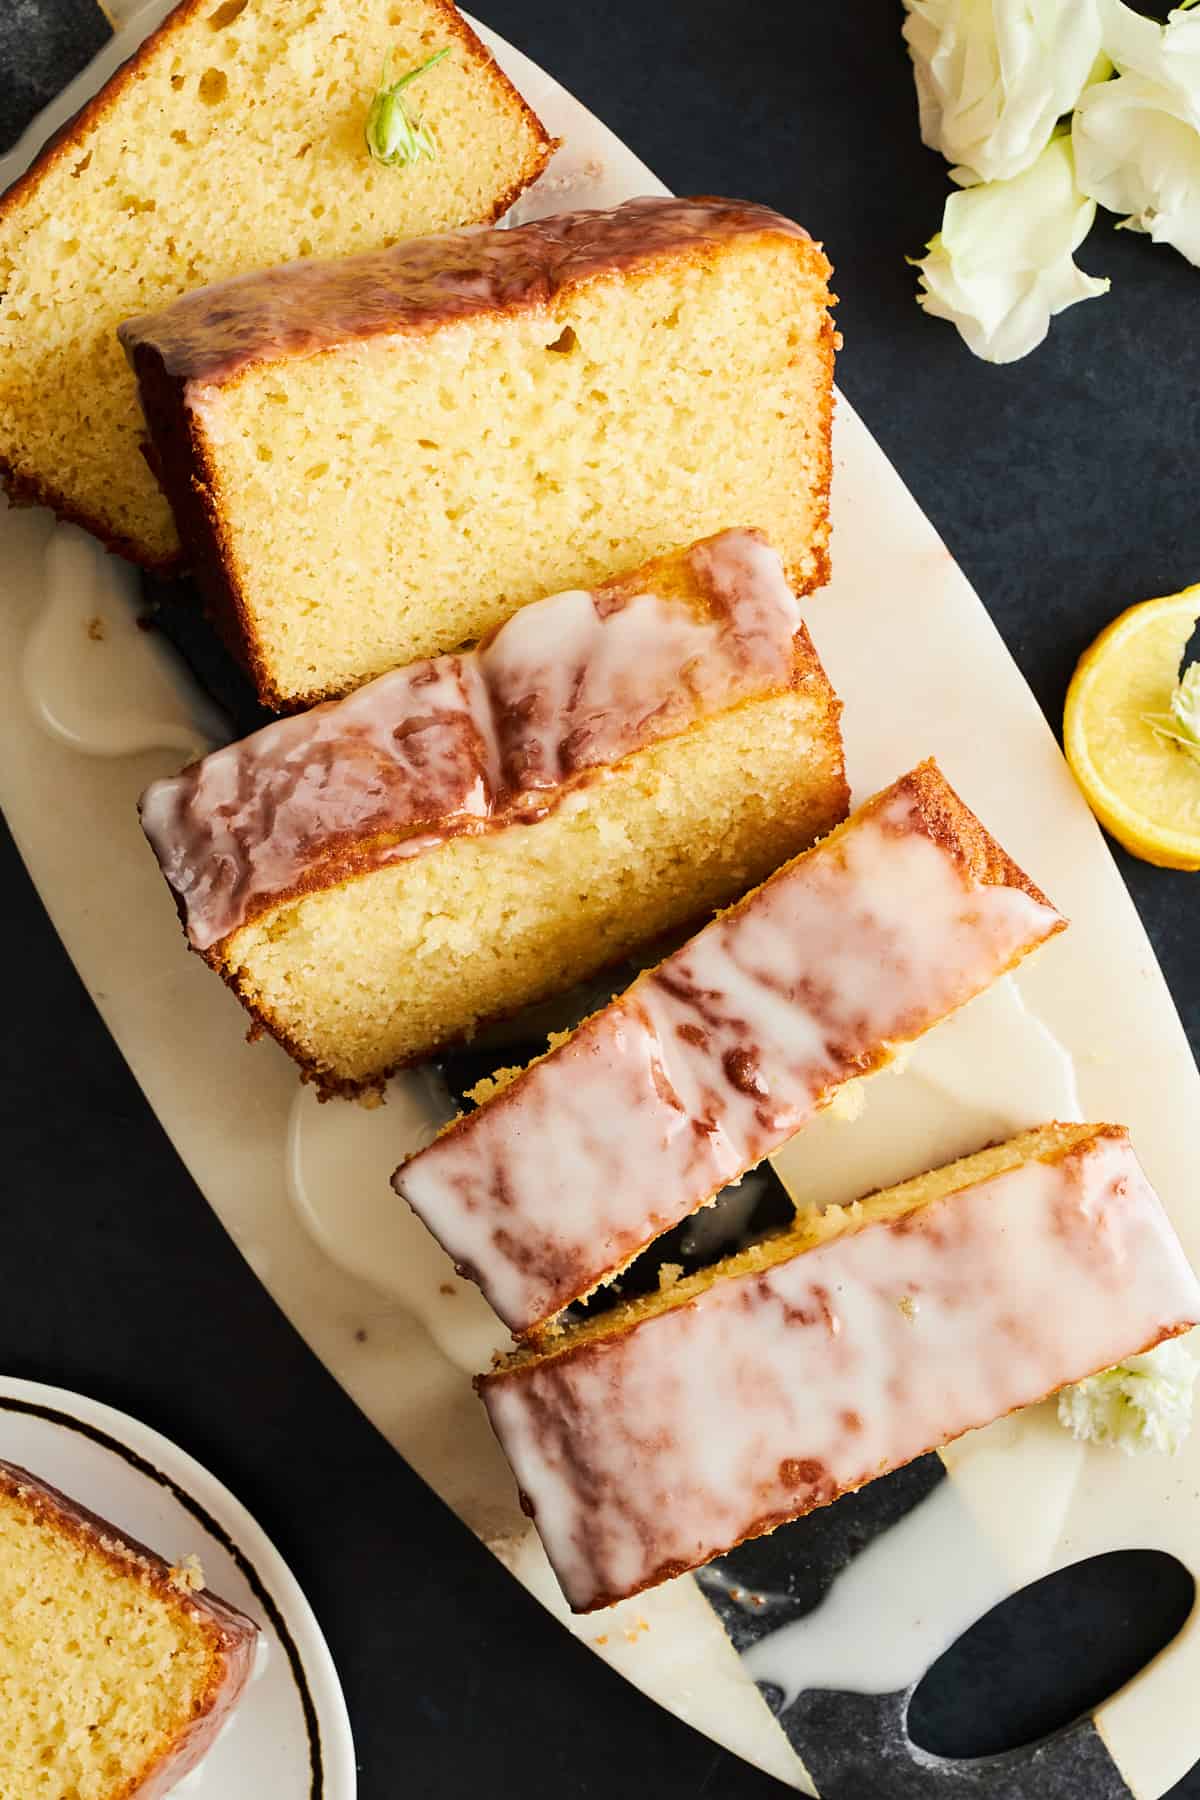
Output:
[
  {"xmin": 0, "ymin": 1376, "xmax": 355, "ymax": 1798},
  {"xmin": 3, "ymin": 7, "xmax": 1200, "ymax": 1796}
]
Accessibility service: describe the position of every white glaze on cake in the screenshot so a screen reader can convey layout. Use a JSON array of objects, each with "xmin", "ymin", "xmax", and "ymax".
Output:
[
  {"xmin": 138, "ymin": 530, "xmax": 805, "ymax": 952},
  {"xmin": 394, "ymin": 767, "xmax": 1065, "ymax": 1334},
  {"xmin": 480, "ymin": 1131, "xmax": 1200, "ymax": 1612}
]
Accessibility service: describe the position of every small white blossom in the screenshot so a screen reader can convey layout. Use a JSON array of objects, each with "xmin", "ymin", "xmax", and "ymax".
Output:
[
  {"xmin": 902, "ymin": 0, "xmax": 1107, "ymax": 184},
  {"xmin": 912, "ymin": 134, "xmax": 1110, "ymax": 362},
  {"xmin": 1058, "ymin": 1336, "xmax": 1199, "ymax": 1456},
  {"xmin": 1143, "ymin": 661, "xmax": 1200, "ymax": 760},
  {"xmin": 1074, "ymin": 3, "xmax": 1200, "ymax": 266}
]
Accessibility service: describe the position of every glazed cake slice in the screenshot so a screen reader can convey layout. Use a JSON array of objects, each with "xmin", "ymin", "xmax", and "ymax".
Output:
[
  {"xmin": 140, "ymin": 531, "xmax": 849, "ymax": 1095},
  {"xmin": 0, "ymin": 0, "xmax": 554, "ymax": 567},
  {"xmin": 120, "ymin": 195, "xmax": 837, "ymax": 707},
  {"xmin": 0, "ymin": 1460, "xmax": 257, "ymax": 1797},
  {"xmin": 478, "ymin": 1124, "xmax": 1200, "ymax": 1612},
  {"xmin": 394, "ymin": 761, "xmax": 1066, "ymax": 1336}
]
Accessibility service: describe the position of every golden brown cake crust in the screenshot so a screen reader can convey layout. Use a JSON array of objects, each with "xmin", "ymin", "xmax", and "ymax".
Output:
[
  {"xmin": 119, "ymin": 197, "xmax": 823, "ymax": 385},
  {"xmin": 0, "ymin": 0, "xmax": 556, "ymax": 564},
  {"xmin": 870, "ymin": 757, "xmax": 1058, "ymax": 913},
  {"xmin": 120, "ymin": 201, "xmax": 833, "ymax": 700},
  {"xmin": 809, "ymin": 306, "xmax": 836, "ymax": 597},
  {"xmin": 0, "ymin": 1460, "xmax": 258, "ymax": 1798}
]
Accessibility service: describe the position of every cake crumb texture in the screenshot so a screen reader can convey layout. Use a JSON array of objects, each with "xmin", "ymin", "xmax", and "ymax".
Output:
[
  {"xmin": 0, "ymin": 0, "xmax": 553, "ymax": 565},
  {"xmin": 0, "ymin": 1461, "xmax": 256, "ymax": 1800},
  {"xmin": 222, "ymin": 687, "xmax": 846, "ymax": 1091},
  {"xmin": 124, "ymin": 198, "xmax": 836, "ymax": 704}
]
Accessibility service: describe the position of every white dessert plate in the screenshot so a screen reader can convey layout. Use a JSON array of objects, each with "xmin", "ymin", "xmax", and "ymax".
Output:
[
  {"xmin": 3, "ymin": 7, "xmax": 1200, "ymax": 1798},
  {"xmin": 0, "ymin": 1376, "xmax": 356, "ymax": 1798}
]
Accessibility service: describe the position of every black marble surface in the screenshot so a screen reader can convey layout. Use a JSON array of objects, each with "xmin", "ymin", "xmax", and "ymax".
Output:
[
  {"xmin": 0, "ymin": 0, "xmax": 110, "ymax": 154},
  {"xmin": 3, "ymin": 0, "xmax": 1200, "ymax": 1795}
]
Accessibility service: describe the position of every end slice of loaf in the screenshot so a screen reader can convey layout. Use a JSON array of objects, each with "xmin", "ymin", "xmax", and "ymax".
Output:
[
  {"xmin": 0, "ymin": 1460, "xmax": 258, "ymax": 1798},
  {"xmin": 140, "ymin": 529, "xmax": 849, "ymax": 1095},
  {"xmin": 393, "ymin": 760, "xmax": 1067, "ymax": 1337},
  {"xmin": 120, "ymin": 195, "xmax": 837, "ymax": 707},
  {"xmin": 0, "ymin": 0, "xmax": 554, "ymax": 566},
  {"xmin": 478, "ymin": 1123, "xmax": 1200, "ymax": 1611}
]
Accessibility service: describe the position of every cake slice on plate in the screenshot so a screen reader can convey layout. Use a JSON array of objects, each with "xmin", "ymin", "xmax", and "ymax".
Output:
[
  {"xmin": 140, "ymin": 530, "xmax": 849, "ymax": 1095},
  {"xmin": 119, "ymin": 195, "xmax": 837, "ymax": 706},
  {"xmin": 0, "ymin": 0, "xmax": 554, "ymax": 567},
  {"xmin": 478, "ymin": 1123, "xmax": 1200, "ymax": 1612},
  {"xmin": 0, "ymin": 1460, "xmax": 257, "ymax": 1795},
  {"xmin": 393, "ymin": 761, "xmax": 1067, "ymax": 1337}
]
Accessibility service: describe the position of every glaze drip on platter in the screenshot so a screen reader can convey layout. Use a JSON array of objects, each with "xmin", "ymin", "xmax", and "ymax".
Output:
[{"xmin": 22, "ymin": 525, "xmax": 226, "ymax": 761}]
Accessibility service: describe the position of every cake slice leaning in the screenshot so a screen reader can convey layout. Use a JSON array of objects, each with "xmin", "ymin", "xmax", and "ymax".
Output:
[
  {"xmin": 0, "ymin": 0, "xmax": 554, "ymax": 567},
  {"xmin": 478, "ymin": 1123, "xmax": 1200, "ymax": 1612},
  {"xmin": 119, "ymin": 194, "xmax": 836, "ymax": 706},
  {"xmin": 393, "ymin": 760, "xmax": 1067, "ymax": 1337},
  {"xmin": 140, "ymin": 530, "xmax": 849, "ymax": 1096},
  {"xmin": 0, "ymin": 1460, "xmax": 257, "ymax": 1797}
]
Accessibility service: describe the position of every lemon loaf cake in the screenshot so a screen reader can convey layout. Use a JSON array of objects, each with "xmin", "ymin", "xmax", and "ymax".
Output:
[
  {"xmin": 120, "ymin": 195, "xmax": 837, "ymax": 707},
  {"xmin": 0, "ymin": 1459, "xmax": 258, "ymax": 1797},
  {"xmin": 0, "ymin": 0, "xmax": 554, "ymax": 567},
  {"xmin": 478, "ymin": 1124, "xmax": 1200, "ymax": 1611},
  {"xmin": 140, "ymin": 530, "xmax": 849, "ymax": 1095},
  {"xmin": 394, "ymin": 761, "xmax": 1066, "ymax": 1337}
]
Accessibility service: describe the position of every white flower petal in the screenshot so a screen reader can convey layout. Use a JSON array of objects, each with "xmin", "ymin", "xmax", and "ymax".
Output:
[
  {"xmin": 913, "ymin": 136, "xmax": 1110, "ymax": 361},
  {"xmin": 903, "ymin": 0, "xmax": 1106, "ymax": 184},
  {"xmin": 1103, "ymin": 0, "xmax": 1200, "ymax": 99},
  {"xmin": 1100, "ymin": 0, "xmax": 1173, "ymax": 81},
  {"xmin": 1058, "ymin": 1337, "xmax": 1199, "ymax": 1456},
  {"xmin": 1074, "ymin": 39, "xmax": 1200, "ymax": 267}
]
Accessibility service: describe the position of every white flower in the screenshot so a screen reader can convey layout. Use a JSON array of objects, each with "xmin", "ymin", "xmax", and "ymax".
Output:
[
  {"xmin": 912, "ymin": 134, "xmax": 1110, "ymax": 361},
  {"xmin": 1074, "ymin": 3, "xmax": 1200, "ymax": 266},
  {"xmin": 902, "ymin": 0, "xmax": 1106, "ymax": 184},
  {"xmin": 1143, "ymin": 661, "xmax": 1200, "ymax": 760},
  {"xmin": 1058, "ymin": 1336, "xmax": 1199, "ymax": 1456}
]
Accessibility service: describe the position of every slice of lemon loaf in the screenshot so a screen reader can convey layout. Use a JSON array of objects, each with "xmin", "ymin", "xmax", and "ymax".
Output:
[
  {"xmin": 120, "ymin": 195, "xmax": 837, "ymax": 707},
  {"xmin": 140, "ymin": 530, "xmax": 849, "ymax": 1095},
  {"xmin": 0, "ymin": 0, "xmax": 554, "ymax": 567},
  {"xmin": 393, "ymin": 761, "xmax": 1067, "ymax": 1337},
  {"xmin": 478, "ymin": 1124, "xmax": 1200, "ymax": 1611},
  {"xmin": 0, "ymin": 1460, "xmax": 258, "ymax": 1797}
]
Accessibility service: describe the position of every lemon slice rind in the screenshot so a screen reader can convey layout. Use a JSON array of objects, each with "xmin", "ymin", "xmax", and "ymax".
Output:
[{"xmin": 1064, "ymin": 585, "xmax": 1200, "ymax": 873}]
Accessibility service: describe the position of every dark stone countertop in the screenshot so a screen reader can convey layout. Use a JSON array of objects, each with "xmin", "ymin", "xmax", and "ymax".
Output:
[{"xmin": 1, "ymin": 1, "xmax": 1198, "ymax": 1795}]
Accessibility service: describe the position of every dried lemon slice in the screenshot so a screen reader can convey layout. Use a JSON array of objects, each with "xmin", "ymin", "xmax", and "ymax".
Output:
[{"xmin": 1064, "ymin": 585, "xmax": 1200, "ymax": 871}]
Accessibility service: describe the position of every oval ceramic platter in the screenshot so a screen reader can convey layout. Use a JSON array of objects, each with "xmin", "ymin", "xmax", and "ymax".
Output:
[
  {"xmin": 2, "ymin": 7, "xmax": 1200, "ymax": 1797},
  {"xmin": 0, "ymin": 1376, "xmax": 356, "ymax": 1798}
]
